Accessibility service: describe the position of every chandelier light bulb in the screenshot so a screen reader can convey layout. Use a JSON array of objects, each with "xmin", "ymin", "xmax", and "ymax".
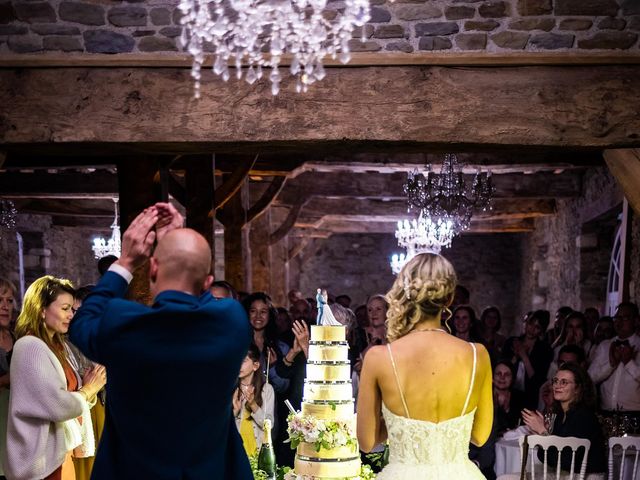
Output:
[{"xmin": 91, "ymin": 199, "xmax": 121, "ymax": 259}]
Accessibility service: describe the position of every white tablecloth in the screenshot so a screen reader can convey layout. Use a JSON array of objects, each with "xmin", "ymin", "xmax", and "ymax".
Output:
[{"xmin": 494, "ymin": 437, "xmax": 542, "ymax": 477}]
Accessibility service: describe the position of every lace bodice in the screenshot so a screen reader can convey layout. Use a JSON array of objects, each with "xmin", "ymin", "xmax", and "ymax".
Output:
[{"xmin": 382, "ymin": 404, "xmax": 477, "ymax": 465}]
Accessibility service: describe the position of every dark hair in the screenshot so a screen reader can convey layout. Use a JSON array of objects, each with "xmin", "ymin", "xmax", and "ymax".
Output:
[
  {"xmin": 558, "ymin": 344, "xmax": 586, "ymax": 365},
  {"xmin": 210, "ymin": 280, "xmax": 238, "ymax": 300},
  {"xmin": 97, "ymin": 255, "xmax": 118, "ymax": 276},
  {"xmin": 75, "ymin": 285, "xmax": 95, "ymax": 303},
  {"xmin": 480, "ymin": 306, "xmax": 502, "ymax": 332},
  {"xmin": 584, "ymin": 307, "xmax": 599, "ymax": 318},
  {"xmin": 597, "ymin": 316, "xmax": 613, "ymax": 326},
  {"xmin": 454, "ymin": 285, "xmax": 470, "ymax": 303},
  {"xmin": 494, "ymin": 359, "xmax": 516, "ymax": 380},
  {"xmin": 336, "ymin": 294, "xmax": 351, "ymax": 306},
  {"xmin": 242, "ymin": 292, "xmax": 280, "ymax": 352},
  {"xmin": 239, "ymin": 343, "xmax": 265, "ymax": 409},
  {"xmin": 553, "ymin": 362, "xmax": 597, "ymax": 411},
  {"xmin": 616, "ymin": 301, "xmax": 639, "ymax": 318},
  {"xmin": 529, "ymin": 309, "xmax": 550, "ymax": 332}
]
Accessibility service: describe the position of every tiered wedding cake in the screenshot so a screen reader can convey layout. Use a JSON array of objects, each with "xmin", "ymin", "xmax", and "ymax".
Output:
[{"xmin": 292, "ymin": 324, "xmax": 361, "ymax": 478}]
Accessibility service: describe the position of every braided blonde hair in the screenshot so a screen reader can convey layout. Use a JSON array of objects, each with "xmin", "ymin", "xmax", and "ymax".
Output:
[{"xmin": 386, "ymin": 253, "xmax": 457, "ymax": 342}]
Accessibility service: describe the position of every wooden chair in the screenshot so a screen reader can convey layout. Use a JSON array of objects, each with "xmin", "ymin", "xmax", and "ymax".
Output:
[
  {"xmin": 608, "ymin": 436, "xmax": 640, "ymax": 480},
  {"xmin": 497, "ymin": 434, "xmax": 592, "ymax": 480}
]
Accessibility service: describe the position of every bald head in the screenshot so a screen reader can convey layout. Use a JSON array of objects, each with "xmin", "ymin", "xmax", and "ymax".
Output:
[{"xmin": 151, "ymin": 228, "xmax": 212, "ymax": 295}]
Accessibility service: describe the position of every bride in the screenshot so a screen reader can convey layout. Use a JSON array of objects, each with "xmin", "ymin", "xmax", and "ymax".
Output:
[{"xmin": 357, "ymin": 253, "xmax": 493, "ymax": 478}]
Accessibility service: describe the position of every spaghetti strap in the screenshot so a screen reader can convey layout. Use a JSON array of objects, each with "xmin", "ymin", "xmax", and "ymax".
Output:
[
  {"xmin": 387, "ymin": 343, "xmax": 411, "ymax": 418},
  {"xmin": 461, "ymin": 343, "xmax": 477, "ymax": 416}
]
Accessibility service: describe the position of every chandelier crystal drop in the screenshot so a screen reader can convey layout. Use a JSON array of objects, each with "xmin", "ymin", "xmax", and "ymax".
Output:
[
  {"xmin": 404, "ymin": 153, "xmax": 495, "ymax": 233},
  {"xmin": 178, "ymin": 0, "xmax": 370, "ymax": 97},
  {"xmin": 91, "ymin": 198, "xmax": 121, "ymax": 259}
]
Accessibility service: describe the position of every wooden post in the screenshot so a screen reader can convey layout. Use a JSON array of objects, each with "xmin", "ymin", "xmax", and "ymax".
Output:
[
  {"xmin": 117, "ymin": 157, "xmax": 159, "ymax": 304},
  {"xmin": 185, "ymin": 154, "xmax": 216, "ymax": 269}
]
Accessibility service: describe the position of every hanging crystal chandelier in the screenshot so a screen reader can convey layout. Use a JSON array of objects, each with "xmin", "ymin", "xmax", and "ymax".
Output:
[
  {"xmin": 0, "ymin": 200, "xmax": 17, "ymax": 231},
  {"xmin": 91, "ymin": 199, "xmax": 121, "ymax": 259},
  {"xmin": 390, "ymin": 214, "xmax": 455, "ymax": 274},
  {"xmin": 178, "ymin": 0, "xmax": 370, "ymax": 97},
  {"xmin": 404, "ymin": 153, "xmax": 494, "ymax": 233}
]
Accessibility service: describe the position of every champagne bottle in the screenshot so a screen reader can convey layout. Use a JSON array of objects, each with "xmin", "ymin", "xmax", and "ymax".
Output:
[{"xmin": 257, "ymin": 418, "xmax": 276, "ymax": 479}]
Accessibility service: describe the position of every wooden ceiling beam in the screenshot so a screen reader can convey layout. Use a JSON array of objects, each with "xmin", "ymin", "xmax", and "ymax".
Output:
[{"xmin": 3, "ymin": 66, "xmax": 639, "ymax": 148}]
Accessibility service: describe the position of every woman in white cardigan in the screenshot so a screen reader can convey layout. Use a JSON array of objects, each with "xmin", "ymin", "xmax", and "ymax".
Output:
[
  {"xmin": 2, "ymin": 276, "xmax": 106, "ymax": 480},
  {"xmin": 233, "ymin": 343, "xmax": 275, "ymax": 456}
]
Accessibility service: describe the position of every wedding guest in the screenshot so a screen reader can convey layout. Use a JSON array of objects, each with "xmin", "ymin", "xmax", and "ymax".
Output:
[
  {"xmin": 551, "ymin": 311, "xmax": 592, "ymax": 362},
  {"xmin": 452, "ymin": 305, "xmax": 482, "ymax": 343},
  {"xmin": 522, "ymin": 363, "xmax": 606, "ymax": 476},
  {"xmin": 584, "ymin": 307, "xmax": 600, "ymax": 340},
  {"xmin": 502, "ymin": 310, "xmax": 553, "ymax": 409},
  {"xmin": 0, "ymin": 278, "xmax": 17, "ymax": 480},
  {"xmin": 233, "ymin": 344, "xmax": 275, "ymax": 457},
  {"xmin": 588, "ymin": 302, "xmax": 640, "ymax": 412},
  {"xmin": 493, "ymin": 360, "xmax": 524, "ymax": 435},
  {"xmin": 336, "ymin": 294, "xmax": 352, "ymax": 309},
  {"xmin": 242, "ymin": 292, "xmax": 290, "ymax": 395},
  {"xmin": 210, "ymin": 280, "xmax": 238, "ymax": 300},
  {"xmin": 589, "ymin": 316, "xmax": 615, "ymax": 364},
  {"xmin": 365, "ymin": 294, "xmax": 388, "ymax": 347},
  {"xmin": 547, "ymin": 306, "xmax": 573, "ymax": 346},
  {"xmin": 3, "ymin": 276, "xmax": 106, "ymax": 480},
  {"xmin": 478, "ymin": 306, "xmax": 506, "ymax": 361},
  {"xmin": 275, "ymin": 307, "xmax": 294, "ymax": 348},
  {"xmin": 290, "ymin": 298, "xmax": 312, "ymax": 326}
]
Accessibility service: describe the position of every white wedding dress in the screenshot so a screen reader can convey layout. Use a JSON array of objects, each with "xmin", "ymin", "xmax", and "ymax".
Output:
[{"xmin": 376, "ymin": 342, "xmax": 485, "ymax": 479}]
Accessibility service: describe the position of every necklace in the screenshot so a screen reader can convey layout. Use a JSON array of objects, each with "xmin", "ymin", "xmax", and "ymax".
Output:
[{"xmin": 412, "ymin": 327, "xmax": 447, "ymax": 334}]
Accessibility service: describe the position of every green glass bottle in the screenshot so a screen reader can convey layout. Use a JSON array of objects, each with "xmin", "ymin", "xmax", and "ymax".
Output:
[{"xmin": 257, "ymin": 419, "xmax": 276, "ymax": 480}]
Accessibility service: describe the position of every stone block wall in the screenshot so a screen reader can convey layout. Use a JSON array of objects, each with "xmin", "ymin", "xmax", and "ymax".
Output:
[
  {"xmin": 0, "ymin": 213, "xmax": 106, "ymax": 301},
  {"xmin": 519, "ymin": 166, "xmax": 624, "ymax": 319},
  {"xmin": 296, "ymin": 231, "xmax": 524, "ymax": 333},
  {"xmin": 1, "ymin": 0, "xmax": 638, "ymax": 55}
]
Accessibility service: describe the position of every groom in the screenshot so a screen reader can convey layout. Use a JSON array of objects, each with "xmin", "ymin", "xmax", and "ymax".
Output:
[{"xmin": 70, "ymin": 203, "xmax": 252, "ymax": 480}]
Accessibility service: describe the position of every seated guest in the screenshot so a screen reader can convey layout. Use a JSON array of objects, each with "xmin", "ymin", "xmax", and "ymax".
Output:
[
  {"xmin": 522, "ymin": 363, "xmax": 606, "ymax": 476},
  {"xmin": 478, "ymin": 306, "xmax": 506, "ymax": 362},
  {"xmin": 503, "ymin": 310, "xmax": 553, "ymax": 409},
  {"xmin": 588, "ymin": 302, "xmax": 640, "ymax": 412},
  {"xmin": 493, "ymin": 360, "xmax": 524, "ymax": 435},
  {"xmin": 547, "ymin": 306, "xmax": 573, "ymax": 346},
  {"xmin": 234, "ymin": 344, "xmax": 275, "ymax": 457}
]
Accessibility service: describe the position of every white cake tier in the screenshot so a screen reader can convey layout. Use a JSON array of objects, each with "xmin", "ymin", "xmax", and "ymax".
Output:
[
  {"xmin": 311, "ymin": 326, "xmax": 346, "ymax": 343},
  {"xmin": 308, "ymin": 344, "xmax": 349, "ymax": 362},
  {"xmin": 303, "ymin": 381, "xmax": 353, "ymax": 402},
  {"xmin": 301, "ymin": 401, "xmax": 354, "ymax": 420},
  {"xmin": 306, "ymin": 363, "xmax": 351, "ymax": 382},
  {"xmin": 294, "ymin": 456, "xmax": 360, "ymax": 478},
  {"xmin": 297, "ymin": 442, "xmax": 358, "ymax": 460}
]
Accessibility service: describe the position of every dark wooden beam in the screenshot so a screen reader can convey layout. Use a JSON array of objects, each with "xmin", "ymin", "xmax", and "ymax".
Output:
[
  {"xmin": 269, "ymin": 203, "xmax": 304, "ymax": 245},
  {"xmin": 2, "ymin": 66, "xmax": 639, "ymax": 148},
  {"xmin": 185, "ymin": 156, "xmax": 215, "ymax": 258},
  {"xmin": 213, "ymin": 155, "xmax": 258, "ymax": 210},
  {"xmin": 0, "ymin": 170, "xmax": 117, "ymax": 198},
  {"xmin": 246, "ymin": 176, "xmax": 286, "ymax": 223}
]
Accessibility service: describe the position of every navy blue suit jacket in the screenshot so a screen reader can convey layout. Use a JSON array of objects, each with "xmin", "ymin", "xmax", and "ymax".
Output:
[{"xmin": 69, "ymin": 271, "xmax": 253, "ymax": 480}]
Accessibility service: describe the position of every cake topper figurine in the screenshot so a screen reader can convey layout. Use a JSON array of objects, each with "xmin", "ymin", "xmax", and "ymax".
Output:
[{"xmin": 316, "ymin": 288, "xmax": 341, "ymax": 326}]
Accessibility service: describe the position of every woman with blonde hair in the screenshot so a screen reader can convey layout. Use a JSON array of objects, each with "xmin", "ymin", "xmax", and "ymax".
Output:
[
  {"xmin": 0, "ymin": 277, "xmax": 17, "ymax": 480},
  {"xmin": 357, "ymin": 253, "xmax": 493, "ymax": 479},
  {"xmin": 2, "ymin": 275, "xmax": 106, "ymax": 480}
]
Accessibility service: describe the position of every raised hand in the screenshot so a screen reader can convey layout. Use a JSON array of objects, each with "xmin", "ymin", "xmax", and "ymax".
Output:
[
  {"xmin": 521, "ymin": 408, "xmax": 546, "ymax": 435},
  {"xmin": 154, "ymin": 202, "xmax": 184, "ymax": 242},
  {"xmin": 117, "ymin": 208, "xmax": 159, "ymax": 271},
  {"xmin": 82, "ymin": 364, "xmax": 107, "ymax": 398},
  {"xmin": 292, "ymin": 320, "xmax": 310, "ymax": 358}
]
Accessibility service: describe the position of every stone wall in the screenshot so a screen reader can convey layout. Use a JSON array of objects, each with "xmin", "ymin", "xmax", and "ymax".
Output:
[
  {"xmin": 0, "ymin": 213, "xmax": 106, "ymax": 301},
  {"xmin": 519, "ymin": 166, "xmax": 624, "ymax": 319},
  {"xmin": 296, "ymin": 231, "xmax": 524, "ymax": 333},
  {"xmin": 1, "ymin": 0, "xmax": 638, "ymax": 55}
]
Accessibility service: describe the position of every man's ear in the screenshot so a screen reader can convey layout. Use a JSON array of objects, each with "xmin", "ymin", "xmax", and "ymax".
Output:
[
  {"xmin": 203, "ymin": 274, "xmax": 214, "ymax": 292},
  {"xmin": 149, "ymin": 257, "xmax": 159, "ymax": 282}
]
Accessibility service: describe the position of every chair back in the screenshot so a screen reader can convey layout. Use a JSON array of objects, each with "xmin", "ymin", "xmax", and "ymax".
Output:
[
  {"xmin": 608, "ymin": 436, "xmax": 640, "ymax": 480},
  {"xmin": 518, "ymin": 434, "xmax": 591, "ymax": 480}
]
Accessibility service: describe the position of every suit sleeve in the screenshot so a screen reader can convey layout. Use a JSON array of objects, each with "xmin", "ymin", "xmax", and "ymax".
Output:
[
  {"xmin": 588, "ymin": 341, "xmax": 615, "ymax": 384},
  {"xmin": 68, "ymin": 271, "xmax": 129, "ymax": 364}
]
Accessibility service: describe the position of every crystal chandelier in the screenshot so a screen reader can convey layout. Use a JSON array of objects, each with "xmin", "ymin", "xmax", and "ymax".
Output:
[
  {"xmin": 178, "ymin": 0, "xmax": 370, "ymax": 97},
  {"xmin": 0, "ymin": 200, "xmax": 17, "ymax": 231},
  {"xmin": 404, "ymin": 153, "xmax": 494, "ymax": 233},
  {"xmin": 390, "ymin": 214, "xmax": 455, "ymax": 274},
  {"xmin": 92, "ymin": 199, "xmax": 121, "ymax": 259}
]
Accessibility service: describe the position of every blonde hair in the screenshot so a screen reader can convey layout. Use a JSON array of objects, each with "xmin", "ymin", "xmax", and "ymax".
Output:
[
  {"xmin": 16, "ymin": 275, "xmax": 75, "ymax": 365},
  {"xmin": 385, "ymin": 253, "xmax": 457, "ymax": 342}
]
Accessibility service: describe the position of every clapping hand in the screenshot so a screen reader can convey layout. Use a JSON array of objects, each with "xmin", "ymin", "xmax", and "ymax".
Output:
[
  {"xmin": 292, "ymin": 320, "xmax": 310, "ymax": 358},
  {"xmin": 620, "ymin": 344, "xmax": 636, "ymax": 365},
  {"xmin": 82, "ymin": 364, "xmax": 107, "ymax": 399},
  {"xmin": 154, "ymin": 202, "xmax": 184, "ymax": 242},
  {"xmin": 521, "ymin": 408, "xmax": 546, "ymax": 435},
  {"xmin": 117, "ymin": 207, "xmax": 159, "ymax": 272}
]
